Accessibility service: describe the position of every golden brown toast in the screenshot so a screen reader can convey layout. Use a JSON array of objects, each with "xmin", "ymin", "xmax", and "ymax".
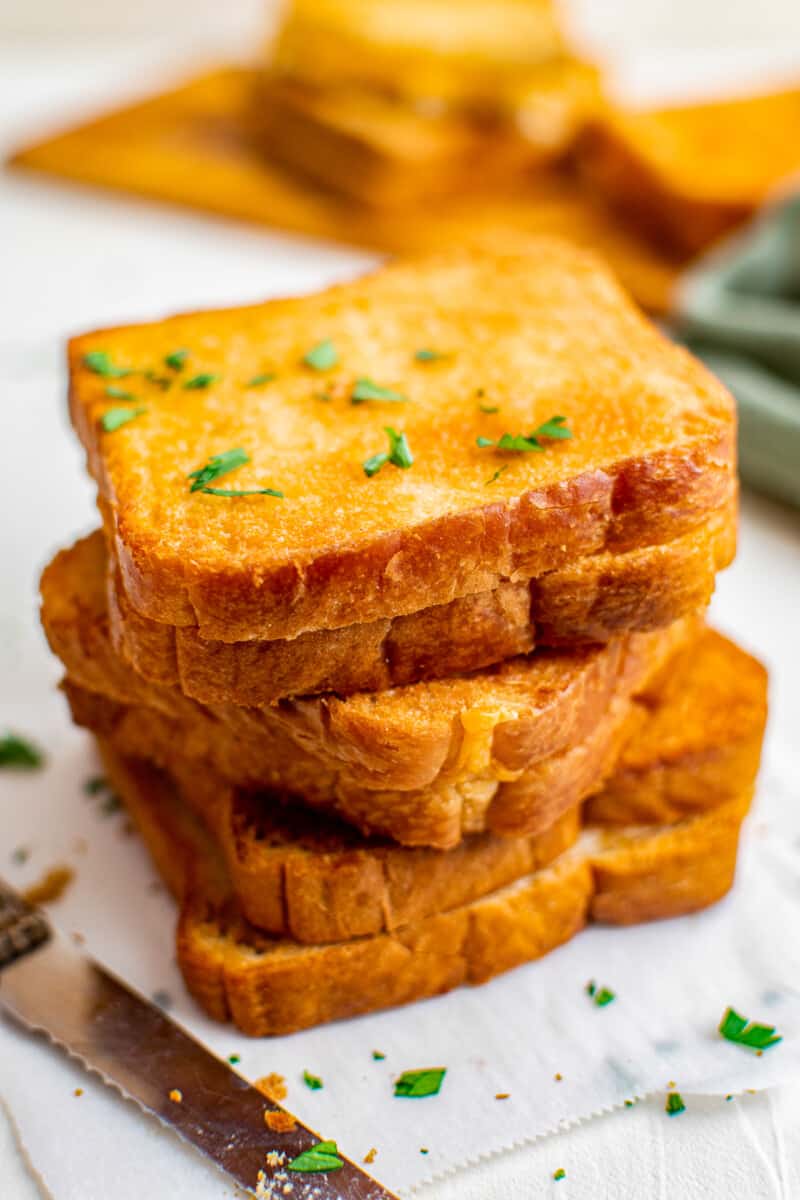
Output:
[
  {"xmin": 100, "ymin": 740, "xmax": 752, "ymax": 1035},
  {"xmin": 268, "ymin": 0, "xmax": 566, "ymax": 115},
  {"xmin": 577, "ymin": 87, "xmax": 800, "ymax": 256},
  {"xmin": 106, "ymin": 496, "xmax": 735, "ymax": 705},
  {"xmin": 97, "ymin": 627, "xmax": 763, "ymax": 943},
  {"xmin": 253, "ymin": 79, "xmax": 496, "ymax": 210},
  {"xmin": 586, "ymin": 626, "xmax": 768, "ymax": 826},
  {"xmin": 10, "ymin": 69, "xmax": 684, "ymax": 314},
  {"xmin": 42, "ymin": 533, "xmax": 696, "ymax": 848},
  {"xmin": 253, "ymin": 57, "xmax": 600, "ymax": 209},
  {"xmin": 69, "ymin": 239, "xmax": 735, "ymax": 642}
]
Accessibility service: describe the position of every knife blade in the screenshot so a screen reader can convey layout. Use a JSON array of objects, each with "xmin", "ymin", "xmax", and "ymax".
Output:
[{"xmin": 0, "ymin": 879, "xmax": 399, "ymax": 1199}]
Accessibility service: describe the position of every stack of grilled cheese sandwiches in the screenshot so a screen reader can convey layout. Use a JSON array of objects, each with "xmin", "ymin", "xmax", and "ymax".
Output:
[
  {"xmin": 41, "ymin": 237, "xmax": 767, "ymax": 1034},
  {"xmin": 255, "ymin": 0, "xmax": 601, "ymax": 208}
]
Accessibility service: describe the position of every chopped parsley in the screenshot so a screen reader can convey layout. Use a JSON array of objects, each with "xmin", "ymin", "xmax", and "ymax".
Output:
[
  {"xmin": 143, "ymin": 370, "xmax": 172, "ymax": 391},
  {"xmin": 553, "ymin": 1168, "xmax": 566, "ymax": 1181},
  {"xmin": 414, "ymin": 348, "xmax": 448, "ymax": 363},
  {"xmin": 187, "ymin": 445, "xmax": 284, "ymax": 495},
  {"xmin": 83, "ymin": 775, "xmax": 119, "ymax": 815},
  {"xmin": 246, "ymin": 372, "xmax": 276, "ymax": 387},
  {"xmin": 188, "ymin": 447, "xmax": 249, "ymax": 491},
  {"xmin": 665, "ymin": 1092, "xmax": 685, "ymax": 1117},
  {"xmin": 288, "ymin": 1141, "xmax": 343, "ymax": 1173},
  {"xmin": 586, "ymin": 981, "xmax": 615, "ymax": 1007},
  {"xmin": 479, "ymin": 403, "xmax": 500, "ymax": 414},
  {"xmin": 477, "ymin": 415, "xmax": 571, "ymax": 453},
  {"xmin": 11, "ymin": 846, "xmax": 30, "ymax": 865},
  {"xmin": 394, "ymin": 1068, "xmax": 446, "ymax": 1098},
  {"xmin": 303, "ymin": 339, "xmax": 338, "ymax": 371},
  {"xmin": 101, "ymin": 406, "xmax": 147, "ymax": 433},
  {"xmin": 228, "ymin": 1054, "xmax": 241, "ymax": 1065},
  {"xmin": 105, "ymin": 386, "xmax": 136, "ymax": 400},
  {"xmin": 83, "ymin": 350, "xmax": 132, "ymax": 378},
  {"xmin": 372, "ymin": 1050, "xmax": 386, "ymax": 1061},
  {"xmin": 0, "ymin": 733, "xmax": 44, "ymax": 769},
  {"xmin": 164, "ymin": 349, "xmax": 189, "ymax": 371},
  {"xmin": 351, "ymin": 378, "xmax": 408, "ymax": 405},
  {"xmin": 718, "ymin": 1007, "xmax": 782, "ymax": 1051},
  {"xmin": 100, "ymin": 793, "xmax": 122, "ymax": 816},
  {"xmin": 363, "ymin": 426, "xmax": 413, "ymax": 477},
  {"xmin": 486, "ymin": 464, "xmax": 509, "ymax": 485},
  {"xmin": 200, "ymin": 487, "xmax": 284, "ymax": 498},
  {"xmin": 183, "ymin": 373, "xmax": 219, "ymax": 390},
  {"xmin": 303, "ymin": 1069, "xmax": 323, "ymax": 1090}
]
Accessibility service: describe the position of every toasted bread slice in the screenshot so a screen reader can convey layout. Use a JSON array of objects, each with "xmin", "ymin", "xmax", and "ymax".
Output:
[
  {"xmin": 100, "ymin": 740, "xmax": 751, "ymax": 1034},
  {"xmin": 253, "ymin": 58, "xmax": 600, "ymax": 209},
  {"xmin": 68, "ymin": 240, "xmax": 736, "ymax": 642},
  {"xmin": 106, "ymin": 495, "xmax": 735, "ymax": 704},
  {"xmin": 42, "ymin": 533, "xmax": 696, "ymax": 847},
  {"xmin": 10, "ymin": 70, "xmax": 684, "ymax": 315},
  {"xmin": 269, "ymin": 0, "xmax": 566, "ymax": 114},
  {"xmin": 577, "ymin": 87, "xmax": 800, "ymax": 256},
  {"xmin": 253, "ymin": 79, "xmax": 497, "ymax": 210},
  {"xmin": 98, "ymin": 628, "xmax": 763, "ymax": 943},
  {"xmin": 585, "ymin": 626, "xmax": 768, "ymax": 826}
]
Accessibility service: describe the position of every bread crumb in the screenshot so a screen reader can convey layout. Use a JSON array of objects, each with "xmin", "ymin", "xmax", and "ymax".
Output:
[
  {"xmin": 554, "ymin": 1073, "xmax": 563, "ymax": 1082},
  {"xmin": 363, "ymin": 1147, "xmax": 377, "ymax": 1164},
  {"xmin": 23, "ymin": 865, "xmax": 74, "ymax": 905},
  {"xmin": 265, "ymin": 1111, "xmax": 296, "ymax": 1133},
  {"xmin": 256, "ymin": 1074, "xmax": 287, "ymax": 1102},
  {"xmin": 495, "ymin": 1092, "xmax": 510, "ymax": 1100},
  {"xmin": 169, "ymin": 1089, "xmax": 183, "ymax": 1103},
  {"xmin": 74, "ymin": 1088, "xmax": 83, "ymax": 1097},
  {"xmin": 265, "ymin": 1150, "xmax": 286, "ymax": 1168}
]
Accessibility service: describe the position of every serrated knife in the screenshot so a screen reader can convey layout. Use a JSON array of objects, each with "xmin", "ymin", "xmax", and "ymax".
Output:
[{"xmin": 0, "ymin": 879, "xmax": 399, "ymax": 1199}]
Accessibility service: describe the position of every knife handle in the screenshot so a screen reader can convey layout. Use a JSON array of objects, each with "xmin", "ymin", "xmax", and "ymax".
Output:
[{"xmin": 0, "ymin": 879, "xmax": 51, "ymax": 969}]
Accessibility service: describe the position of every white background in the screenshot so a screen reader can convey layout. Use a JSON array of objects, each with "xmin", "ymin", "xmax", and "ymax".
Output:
[{"xmin": 2, "ymin": 2, "xmax": 800, "ymax": 1197}]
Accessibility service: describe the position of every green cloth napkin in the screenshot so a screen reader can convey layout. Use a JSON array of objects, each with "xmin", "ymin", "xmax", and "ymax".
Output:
[{"xmin": 676, "ymin": 192, "xmax": 800, "ymax": 508}]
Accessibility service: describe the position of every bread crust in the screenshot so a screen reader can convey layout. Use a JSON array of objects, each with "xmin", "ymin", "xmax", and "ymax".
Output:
[
  {"xmin": 67, "ymin": 240, "xmax": 736, "ymax": 641},
  {"xmin": 577, "ymin": 89, "xmax": 800, "ymax": 256},
  {"xmin": 253, "ymin": 56, "xmax": 600, "ymax": 209},
  {"xmin": 91, "ymin": 628, "xmax": 764, "ymax": 942},
  {"xmin": 42, "ymin": 533, "xmax": 699, "ymax": 848},
  {"xmin": 586, "ymin": 627, "xmax": 768, "ymax": 825},
  {"xmin": 252, "ymin": 80, "xmax": 522, "ymax": 210},
  {"xmin": 105, "ymin": 494, "xmax": 735, "ymax": 705},
  {"xmin": 99, "ymin": 741, "xmax": 750, "ymax": 1035}
]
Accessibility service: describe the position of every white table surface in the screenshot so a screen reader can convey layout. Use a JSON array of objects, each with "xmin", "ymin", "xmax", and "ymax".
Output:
[{"xmin": 2, "ymin": 34, "xmax": 800, "ymax": 1200}]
